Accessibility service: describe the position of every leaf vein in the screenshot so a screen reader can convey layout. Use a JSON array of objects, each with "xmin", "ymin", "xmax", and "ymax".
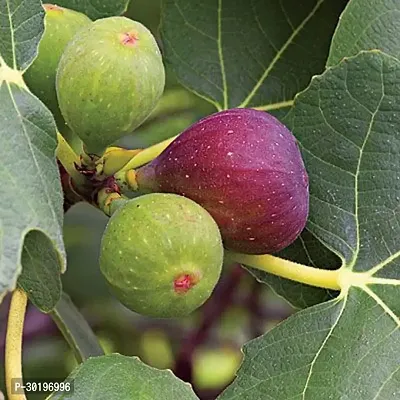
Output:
[
  {"xmin": 217, "ymin": 0, "xmax": 228, "ymax": 109},
  {"xmin": 301, "ymin": 297, "xmax": 347, "ymax": 399},
  {"xmin": 240, "ymin": 0, "xmax": 325, "ymax": 107},
  {"xmin": 348, "ymin": 60, "xmax": 385, "ymax": 270}
]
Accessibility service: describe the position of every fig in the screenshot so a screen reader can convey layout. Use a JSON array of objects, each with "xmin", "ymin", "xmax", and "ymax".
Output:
[
  {"xmin": 135, "ymin": 108, "xmax": 309, "ymax": 254},
  {"xmin": 56, "ymin": 16, "xmax": 165, "ymax": 155},
  {"xmin": 24, "ymin": 4, "xmax": 92, "ymax": 126},
  {"xmin": 99, "ymin": 193, "xmax": 223, "ymax": 318}
]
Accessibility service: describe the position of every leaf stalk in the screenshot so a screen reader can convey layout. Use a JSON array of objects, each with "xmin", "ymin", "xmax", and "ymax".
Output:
[
  {"xmin": 119, "ymin": 134, "xmax": 178, "ymax": 173},
  {"xmin": 227, "ymin": 252, "xmax": 341, "ymax": 291},
  {"xmin": 5, "ymin": 289, "xmax": 28, "ymax": 400},
  {"xmin": 56, "ymin": 132, "xmax": 85, "ymax": 186}
]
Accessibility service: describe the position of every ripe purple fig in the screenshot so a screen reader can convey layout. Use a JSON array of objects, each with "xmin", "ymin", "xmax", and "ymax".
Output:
[{"xmin": 135, "ymin": 108, "xmax": 309, "ymax": 254}]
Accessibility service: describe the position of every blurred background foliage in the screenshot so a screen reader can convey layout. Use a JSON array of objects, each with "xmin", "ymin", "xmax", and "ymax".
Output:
[{"xmin": 0, "ymin": 1, "xmax": 293, "ymax": 399}]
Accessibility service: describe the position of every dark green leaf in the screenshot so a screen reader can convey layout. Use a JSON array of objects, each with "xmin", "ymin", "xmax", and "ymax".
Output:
[
  {"xmin": 0, "ymin": 1, "xmax": 65, "ymax": 304},
  {"xmin": 50, "ymin": 292, "xmax": 104, "ymax": 363},
  {"xmin": 220, "ymin": 289, "xmax": 400, "ymax": 400},
  {"xmin": 161, "ymin": 0, "xmax": 347, "ymax": 111},
  {"xmin": 0, "ymin": 0, "xmax": 44, "ymax": 70},
  {"xmin": 18, "ymin": 231, "xmax": 62, "ymax": 312},
  {"xmin": 327, "ymin": 0, "xmax": 400, "ymax": 67},
  {"xmin": 55, "ymin": 0, "xmax": 130, "ymax": 20},
  {"xmin": 0, "ymin": 78, "xmax": 66, "ymax": 303},
  {"xmin": 47, "ymin": 354, "xmax": 198, "ymax": 400},
  {"xmin": 220, "ymin": 50, "xmax": 400, "ymax": 399}
]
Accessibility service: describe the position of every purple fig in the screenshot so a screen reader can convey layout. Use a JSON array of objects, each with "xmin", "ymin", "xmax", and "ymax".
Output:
[{"xmin": 135, "ymin": 108, "xmax": 309, "ymax": 254}]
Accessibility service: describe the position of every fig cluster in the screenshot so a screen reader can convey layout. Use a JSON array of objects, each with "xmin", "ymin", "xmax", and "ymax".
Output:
[
  {"xmin": 28, "ymin": 6, "xmax": 309, "ymax": 318},
  {"xmin": 100, "ymin": 109, "xmax": 309, "ymax": 317},
  {"xmin": 135, "ymin": 108, "xmax": 309, "ymax": 254}
]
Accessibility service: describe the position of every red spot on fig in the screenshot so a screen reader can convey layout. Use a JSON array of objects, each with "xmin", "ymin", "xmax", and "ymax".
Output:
[
  {"xmin": 119, "ymin": 31, "xmax": 139, "ymax": 47},
  {"xmin": 174, "ymin": 273, "xmax": 198, "ymax": 294}
]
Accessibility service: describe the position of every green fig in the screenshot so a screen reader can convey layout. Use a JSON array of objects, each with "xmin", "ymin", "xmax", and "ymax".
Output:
[
  {"xmin": 99, "ymin": 193, "xmax": 223, "ymax": 318},
  {"xmin": 24, "ymin": 4, "xmax": 92, "ymax": 127},
  {"xmin": 56, "ymin": 16, "xmax": 166, "ymax": 155}
]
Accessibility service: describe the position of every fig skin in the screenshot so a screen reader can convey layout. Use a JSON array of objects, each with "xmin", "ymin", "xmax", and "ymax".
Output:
[
  {"xmin": 24, "ymin": 4, "xmax": 92, "ymax": 127},
  {"xmin": 56, "ymin": 16, "xmax": 165, "ymax": 154},
  {"xmin": 136, "ymin": 108, "xmax": 309, "ymax": 255},
  {"xmin": 99, "ymin": 193, "xmax": 223, "ymax": 318}
]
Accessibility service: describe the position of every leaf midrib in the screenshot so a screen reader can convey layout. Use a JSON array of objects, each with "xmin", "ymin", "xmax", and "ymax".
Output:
[
  {"xmin": 217, "ymin": 0, "xmax": 228, "ymax": 110},
  {"xmin": 347, "ymin": 62, "xmax": 384, "ymax": 271},
  {"xmin": 5, "ymin": 0, "xmax": 17, "ymax": 69},
  {"xmin": 301, "ymin": 297, "xmax": 346, "ymax": 399},
  {"xmin": 5, "ymin": 82, "xmax": 59, "ymax": 232}
]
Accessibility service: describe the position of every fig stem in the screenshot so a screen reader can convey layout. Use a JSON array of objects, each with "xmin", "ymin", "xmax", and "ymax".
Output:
[
  {"xmin": 97, "ymin": 187, "xmax": 129, "ymax": 216},
  {"xmin": 5, "ymin": 289, "xmax": 28, "ymax": 400},
  {"xmin": 118, "ymin": 134, "xmax": 179, "ymax": 173},
  {"xmin": 114, "ymin": 169, "xmax": 139, "ymax": 193},
  {"xmin": 56, "ymin": 132, "xmax": 85, "ymax": 186},
  {"xmin": 80, "ymin": 146, "xmax": 104, "ymax": 169},
  {"xmin": 227, "ymin": 252, "xmax": 341, "ymax": 291},
  {"xmin": 95, "ymin": 147, "xmax": 142, "ymax": 178}
]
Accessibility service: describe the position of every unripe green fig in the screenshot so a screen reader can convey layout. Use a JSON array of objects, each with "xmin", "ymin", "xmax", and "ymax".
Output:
[
  {"xmin": 24, "ymin": 4, "xmax": 91, "ymax": 126},
  {"xmin": 56, "ymin": 16, "xmax": 166, "ymax": 154},
  {"xmin": 99, "ymin": 193, "xmax": 223, "ymax": 318}
]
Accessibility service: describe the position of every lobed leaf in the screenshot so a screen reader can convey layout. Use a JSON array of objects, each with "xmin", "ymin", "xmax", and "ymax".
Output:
[
  {"xmin": 161, "ymin": 0, "xmax": 347, "ymax": 112},
  {"xmin": 0, "ymin": 0, "xmax": 65, "ymax": 306},
  {"xmin": 17, "ymin": 231, "xmax": 62, "ymax": 312},
  {"xmin": 0, "ymin": 0, "xmax": 44, "ymax": 70},
  {"xmin": 327, "ymin": 0, "xmax": 400, "ymax": 67},
  {"xmin": 219, "ymin": 50, "xmax": 400, "ymax": 399}
]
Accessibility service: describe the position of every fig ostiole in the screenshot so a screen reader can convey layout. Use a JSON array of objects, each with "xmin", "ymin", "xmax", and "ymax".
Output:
[
  {"xmin": 99, "ymin": 193, "xmax": 224, "ymax": 318},
  {"xmin": 56, "ymin": 16, "xmax": 166, "ymax": 155},
  {"xmin": 134, "ymin": 108, "xmax": 309, "ymax": 255},
  {"xmin": 24, "ymin": 4, "xmax": 92, "ymax": 127}
]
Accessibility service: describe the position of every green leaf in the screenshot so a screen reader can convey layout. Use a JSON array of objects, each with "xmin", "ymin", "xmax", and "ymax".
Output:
[
  {"xmin": 327, "ymin": 0, "xmax": 400, "ymax": 67},
  {"xmin": 219, "ymin": 50, "xmax": 400, "ymax": 399},
  {"xmin": 55, "ymin": 0, "xmax": 131, "ymax": 20},
  {"xmin": 17, "ymin": 231, "xmax": 62, "ymax": 312},
  {"xmin": 220, "ymin": 289, "xmax": 400, "ymax": 399},
  {"xmin": 247, "ymin": 229, "xmax": 340, "ymax": 309},
  {"xmin": 50, "ymin": 292, "xmax": 104, "ymax": 363},
  {"xmin": 0, "ymin": 0, "xmax": 45, "ymax": 70},
  {"xmin": 47, "ymin": 354, "xmax": 198, "ymax": 400},
  {"xmin": 0, "ymin": 1, "xmax": 65, "ymax": 303},
  {"xmin": 160, "ymin": 0, "xmax": 347, "ymax": 111}
]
